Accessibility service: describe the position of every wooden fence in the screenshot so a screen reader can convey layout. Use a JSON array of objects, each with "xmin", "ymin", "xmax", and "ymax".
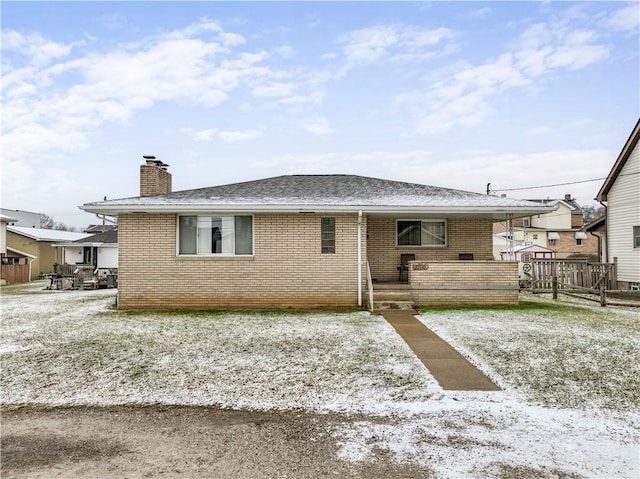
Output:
[
  {"xmin": 0, "ymin": 264, "xmax": 30, "ymax": 284},
  {"xmin": 529, "ymin": 259, "xmax": 617, "ymax": 292}
]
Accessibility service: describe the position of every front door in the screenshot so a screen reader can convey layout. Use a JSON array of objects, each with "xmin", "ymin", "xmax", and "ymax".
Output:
[{"xmin": 83, "ymin": 247, "xmax": 98, "ymax": 269}]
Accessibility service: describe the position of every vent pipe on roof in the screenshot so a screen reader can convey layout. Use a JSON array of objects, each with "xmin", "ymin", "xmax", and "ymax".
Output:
[{"xmin": 140, "ymin": 155, "xmax": 172, "ymax": 197}]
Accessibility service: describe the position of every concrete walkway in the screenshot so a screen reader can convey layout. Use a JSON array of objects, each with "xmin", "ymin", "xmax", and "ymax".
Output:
[{"xmin": 380, "ymin": 310, "xmax": 500, "ymax": 391}]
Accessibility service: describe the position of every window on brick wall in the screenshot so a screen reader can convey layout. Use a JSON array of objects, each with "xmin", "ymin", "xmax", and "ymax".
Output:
[
  {"xmin": 321, "ymin": 217, "xmax": 336, "ymax": 254},
  {"xmin": 397, "ymin": 220, "xmax": 447, "ymax": 247},
  {"xmin": 178, "ymin": 215, "xmax": 253, "ymax": 255}
]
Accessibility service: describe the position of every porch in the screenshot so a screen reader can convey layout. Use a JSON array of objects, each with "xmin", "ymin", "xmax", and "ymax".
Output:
[
  {"xmin": 366, "ymin": 260, "xmax": 520, "ymax": 311},
  {"xmin": 52, "ymin": 264, "xmax": 118, "ymax": 289}
]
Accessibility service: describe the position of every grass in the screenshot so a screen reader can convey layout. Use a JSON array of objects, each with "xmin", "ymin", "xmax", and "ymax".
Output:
[
  {"xmin": 2, "ymin": 283, "xmax": 639, "ymax": 413},
  {"xmin": 418, "ymin": 297, "xmax": 640, "ymax": 411},
  {"xmin": 1, "ymin": 288, "xmax": 437, "ymax": 413}
]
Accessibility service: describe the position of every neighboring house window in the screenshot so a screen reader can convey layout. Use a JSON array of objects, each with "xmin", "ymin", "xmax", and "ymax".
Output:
[
  {"xmin": 549, "ymin": 239, "xmax": 556, "ymax": 246},
  {"xmin": 532, "ymin": 234, "xmax": 538, "ymax": 240},
  {"xmin": 634, "ymin": 226, "xmax": 640, "ymax": 249},
  {"xmin": 522, "ymin": 217, "xmax": 530, "ymax": 228},
  {"xmin": 321, "ymin": 217, "xmax": 336, "ymax": 254},
  {"xmin": 397, "ymin": 220, "xmax": 447, "ymax": 247},
  {"xmin": 575, "ymin": 231, "xmax": 587, "ymax": 247},
  {"xmin": 178, "ymin": 215, "xmax": 253, "ymax": 255},
  {"xmin": 576, "ymin": 238, "xmax": 583, "ymax": 246}
]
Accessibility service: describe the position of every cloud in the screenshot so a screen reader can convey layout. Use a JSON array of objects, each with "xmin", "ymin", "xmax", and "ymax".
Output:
[
  {"xmin": 218, "ymin": 129, "xmax": 263, "ymax": 143},
  {"xmin": 468, "ymin": 7, "xmax": 491, "ymax": 19},
  {"xmin": 182, "ymin": 128, "xmax": 218, "ymax": 141},
  {"xmin": 398, "ymin": 53, "xmax": 529, "ymax": 134},
  {"xmin": 396, "ymin": 11, "xmax": 612, "ymax": 135},
  {"xmin": 299, "ymin": 117, "xmax": 333, "ymax": 135},
  {"xmin": 603, "ymin": 4, "xmax": 639, "ymax": 32},
  {"xmin": 181, "ymin": 127, "xmax": 262, "ymax": 142},
  {"xmin": 252, "ymin": 82, "xmax": 297, "ymax": 98},
  {"xmin": 337, "ymin": 24, "xmax": 455, "ymax": 69},
  {"xmin": 1, "ymin": 29, "xmax": 83, "ymax": 67},
  {"xmin": 1, "ymin": 20, "xmax": 273, "ymax": 164},
  {"xmin": 249, "ymin": 150, "xmax": 433, "ymax": 176}
]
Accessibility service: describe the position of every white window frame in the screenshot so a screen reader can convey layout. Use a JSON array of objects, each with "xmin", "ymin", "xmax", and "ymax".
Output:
[
  {"xmin": 176, "ymin": 214, "xmax": 254, "ymax": 257},
  {"xmin": 396, "ymin": 219, "xmax": 447, "ymax": 248}
]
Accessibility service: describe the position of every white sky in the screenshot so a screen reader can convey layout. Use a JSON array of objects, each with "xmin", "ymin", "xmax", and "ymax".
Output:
[{"xmin": 1, "ymin": 1, "xmax": 638, "ymax": 228}]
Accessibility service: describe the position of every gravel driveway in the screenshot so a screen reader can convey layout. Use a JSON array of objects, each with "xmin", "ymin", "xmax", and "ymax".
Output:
[{"xmin": 1, "ymin": 406, "xmax": 433, "ymax": 479}]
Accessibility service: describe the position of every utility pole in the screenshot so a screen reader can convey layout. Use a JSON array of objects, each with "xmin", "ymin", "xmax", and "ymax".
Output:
[{"xmin": 486, "ymin": 182, "xmax": 491, "ymax": 195}]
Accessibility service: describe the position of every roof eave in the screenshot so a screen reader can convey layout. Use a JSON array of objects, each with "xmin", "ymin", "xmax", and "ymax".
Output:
[
  {"xmin": 81, "ymin": 203, "xmax": 554, "ymax": 219},
  {"xmin": 596, "ymin": 118, "xmax": 640, "ymax": 202}
]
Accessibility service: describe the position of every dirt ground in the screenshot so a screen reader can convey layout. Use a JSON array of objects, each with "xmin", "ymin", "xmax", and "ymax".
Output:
[{"xmin": 1, "ymin": 406, "xmax": 434, "ymax": 479}]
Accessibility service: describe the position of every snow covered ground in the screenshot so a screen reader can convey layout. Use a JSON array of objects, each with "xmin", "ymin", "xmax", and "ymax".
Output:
[{"xmin": 1, "ymin": 281, "xmax": 639, "ymax": 478}]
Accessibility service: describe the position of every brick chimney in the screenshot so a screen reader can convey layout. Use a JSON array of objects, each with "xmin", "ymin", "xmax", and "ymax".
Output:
[{"xmin": 140, "ymin": 156, "xmax": 171, "ymax": 197}]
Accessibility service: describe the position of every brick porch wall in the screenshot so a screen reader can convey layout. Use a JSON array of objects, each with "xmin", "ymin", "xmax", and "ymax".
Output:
[
  {"xmin": 117, "ymin": 212, "xmax": 366, "ymax": 309},
  {"xmin": 366, "ymin": 217, "xmax": 494, "ymax": 282},
  {"xmin": 409, "ymin": 261, "xmax": 519, "ymax": 306}
]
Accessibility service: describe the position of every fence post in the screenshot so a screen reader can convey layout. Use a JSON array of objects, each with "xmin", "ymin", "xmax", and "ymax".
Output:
[
  {"xmin": 599, "ymin": 281, "xmax": 606, "ymax": 307},
  {"xmin": 552, "ymin": 275, "xmax": 558, "ymax": 300}
]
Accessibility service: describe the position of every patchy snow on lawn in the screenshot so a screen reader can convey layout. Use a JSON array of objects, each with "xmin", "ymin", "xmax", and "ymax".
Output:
[
  {"xmin": 1, "ymin": 281, "xmax": 639, "ymax": 478},
  {"xmin": 0, "ymin": 282, "xmax": 439, "ymax": 415}
]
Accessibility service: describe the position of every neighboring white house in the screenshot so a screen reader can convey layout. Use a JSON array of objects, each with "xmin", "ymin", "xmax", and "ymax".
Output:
[
  {"xmin": 6, "ymin": 226, "xmax": 91, "ymax": 280},
  {"xmin": 0, "ymin": 208, "xmax": 41, "ymax": 228},
  {"xmin": 53, "ymin": 230, "xmax": 118, "ymax": 269},
  {"xmin": 492, "ymin": 233, "xmax": 522, "ymax": 260},
  {"xmin": 596, "ymin": 119, "xmax": 640, "ymax": 291},
  {"xmin": 493, "ymin": 195, "xmax": 598, "ymax": 259},
  {"xmin": 0, "ymin": 214, "xmax": 16, "ymax": 256}
]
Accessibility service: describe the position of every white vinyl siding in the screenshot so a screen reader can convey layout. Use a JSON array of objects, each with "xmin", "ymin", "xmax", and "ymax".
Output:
[{"xmin": 607, "ymin": 142, "xmax": 640, "ymax": 283}]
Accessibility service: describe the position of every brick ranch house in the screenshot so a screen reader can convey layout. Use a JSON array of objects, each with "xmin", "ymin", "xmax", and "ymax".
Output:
[{"xmin": 80, "ymin": 160, "xmax": 554, "ymax": 310}]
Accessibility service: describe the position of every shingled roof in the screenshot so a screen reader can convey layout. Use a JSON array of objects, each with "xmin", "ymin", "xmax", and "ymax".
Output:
[{"xmin": 81, "ymin": 174, "xmax": 554, "ymax": 218}]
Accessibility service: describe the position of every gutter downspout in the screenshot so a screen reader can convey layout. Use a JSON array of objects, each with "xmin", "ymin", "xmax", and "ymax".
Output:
[
  {"xmin": 357, "ymin": 210, "xmax": 363, "ymax": 308},
  {"xmin": 598, "ymin": 201, "xmax": 608, "ymax": 263}
]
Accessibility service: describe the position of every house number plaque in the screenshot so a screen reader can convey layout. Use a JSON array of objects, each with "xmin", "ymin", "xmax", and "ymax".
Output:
[{"xmin": 411, "ymin": 263, "xmax": 429, "ymax": 271}]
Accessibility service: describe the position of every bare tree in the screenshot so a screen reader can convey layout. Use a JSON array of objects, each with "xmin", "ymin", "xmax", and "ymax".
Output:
[
  {"xmin": 40, "ymin": 213, "xmax": 77, "ymax": 232},
  {"xmin": 582, "ymin": 205, "xmax": 605, "ymax": 224}
]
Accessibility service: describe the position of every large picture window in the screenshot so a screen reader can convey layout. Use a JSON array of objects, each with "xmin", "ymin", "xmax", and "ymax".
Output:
[
  {"xmin": 178, "ymin": 215, "xmax": 253, "ymax": 255},
  {"xmin": 397, "ymin": 220, "xmax": 447, "ymax": 247}
]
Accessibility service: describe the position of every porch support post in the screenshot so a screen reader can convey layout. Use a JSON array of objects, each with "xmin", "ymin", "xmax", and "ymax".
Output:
[{"xmin": 357, "ymin": 209, "xmax": 363, "ymax": 307}]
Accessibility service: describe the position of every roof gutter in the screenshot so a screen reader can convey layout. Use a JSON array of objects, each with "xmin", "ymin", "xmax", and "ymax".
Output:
[{"xmin": 80, "ymin": 203, "xmax": 555, "ymax": 218}]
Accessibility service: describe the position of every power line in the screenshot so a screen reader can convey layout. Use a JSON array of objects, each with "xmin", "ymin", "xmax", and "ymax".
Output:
[{"xmin": 490, "ymin": 171, "xmax": 639, "ymax": 194}]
